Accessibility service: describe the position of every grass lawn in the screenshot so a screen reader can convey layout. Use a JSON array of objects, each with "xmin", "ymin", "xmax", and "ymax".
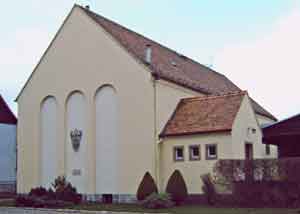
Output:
[
  {"xmin": 1, "ymin": 200, "xmax": 299, "ymax": 214},
  {"xmin": 71, "ymin": 203, "xmax": 300, "ymax": 214}
]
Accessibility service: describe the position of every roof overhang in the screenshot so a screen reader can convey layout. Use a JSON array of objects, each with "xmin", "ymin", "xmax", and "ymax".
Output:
[{"xmin": 159, "ymin": 128, "xmax": 231, "ymax": 139}]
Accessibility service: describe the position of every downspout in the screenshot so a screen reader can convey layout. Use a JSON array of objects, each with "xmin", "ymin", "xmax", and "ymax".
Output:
[{"xmin": 152, "ymin": 72, "xmax": 160, "ymax": 190}]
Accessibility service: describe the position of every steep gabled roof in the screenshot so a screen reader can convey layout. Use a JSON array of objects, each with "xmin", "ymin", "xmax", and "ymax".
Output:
[
  {"xmin": 160, "ymin": 91, "xmax": 246, "ymax": 137},
  {"xmin": 15, "ymin": 4, "xmax": 276, "ymax": 121},
  {"xmin": 0, "ymin": 95, "xmax": 17, "ymax": 125},
  {"xmin": 79, "ymin": 6, "xmax": 276, "ymax": 121}
]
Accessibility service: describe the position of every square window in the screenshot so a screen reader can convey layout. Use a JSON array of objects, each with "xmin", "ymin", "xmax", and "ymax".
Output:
[
  {"xmin": 189, "ymin": 145, "xmax": 200, "ymax": 161},
  {"xmin": 174, "ymin": 146, "xmax": 184, "ymax": 162},
  {"xmin": 206, "ymin": 144, "xmax": 217, "ymax": 160},
  {"xmin": 247, "ymin": 127, "xmax": 257, "ymax": 136},
  {"xmin": 266, "ymin": 144, "xmax": 271, "ymax": 155}
]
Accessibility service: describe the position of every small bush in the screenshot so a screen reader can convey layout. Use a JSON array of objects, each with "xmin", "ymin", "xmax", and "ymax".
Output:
[
  {"xmin": 16, "ymin": 176, "xmax": 82, "ymax": 208},
  {"xmin": 166, "ymin": 170, "xmax": 188, "ymax": 205},
  {"xmin": 136, "ymin": 172, "xmax": 158, "ymax": 201},
  {"xmin": 141, "ymin": 193, "xmax": 174, "ymax": 209},
  {"xmin": 201, "ymin": 173, "xmax": 217, "ymax": 205},
  {"xmin": 52, "ymin": 176, "xmax": 82, "ymax": 204},
  {"xmin": 29, "ymin": 186, "xmax": 48, "ymax": 197}
]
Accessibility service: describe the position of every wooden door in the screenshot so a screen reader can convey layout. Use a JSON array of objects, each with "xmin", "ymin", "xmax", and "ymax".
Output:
[{"xmin": 245, "ymin": 143, "xmax": 253, "ymax": 160}]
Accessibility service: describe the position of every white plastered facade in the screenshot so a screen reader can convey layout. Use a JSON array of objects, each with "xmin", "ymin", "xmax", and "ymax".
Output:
[{"xmin": 16, "ymin": 6, "xmax": 277, "ymax": 197}]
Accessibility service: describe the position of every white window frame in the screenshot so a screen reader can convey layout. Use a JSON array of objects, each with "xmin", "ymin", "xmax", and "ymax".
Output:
[
  {"xmin": 189, "ymin": 145, "xmax": 201, "ymax": 161},
  {"xmin": 173, "ymin": 146, "xmax": 184, "ymax": 162},
  {"xmin": 206, "ymin": 144, "xmax": 218, "ymax": 160}
]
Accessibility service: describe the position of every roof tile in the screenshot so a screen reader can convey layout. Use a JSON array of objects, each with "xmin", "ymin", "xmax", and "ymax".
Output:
[
  {"xmin": 79, "ymin": 6, "xmax": 276, "ymax": 121},
  {"xmin": 160, "ymin": 92, "xmax": 246, "ymax": 137}
]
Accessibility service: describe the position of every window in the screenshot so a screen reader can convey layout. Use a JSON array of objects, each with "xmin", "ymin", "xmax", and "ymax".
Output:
[
  {"xmin": 189, "ymin": 145, "xmax": 200, "ymax": 161},
  {"xmin": 247, "ymin": 127, "xmax": 257, "ymax": 136},
  {"xmin": 206, "ymin": 144, "xmax": 217, "ymax": 160},
  {"xmin": 174, "ymin": 146, "xmax": 184, "ymax": 161},
  {"xmin": 266, "ymin": 144, "xmax": 271, "ymax": 155}
]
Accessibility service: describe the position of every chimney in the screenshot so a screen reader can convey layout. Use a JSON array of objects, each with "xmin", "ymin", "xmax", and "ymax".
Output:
[
  {"xmin": 85, "ymin": 5, "xmax": 90, "ymax": 10},
  {"xmin": 145, "ymin": 44, "xmax": 152, "ymax": 65}
]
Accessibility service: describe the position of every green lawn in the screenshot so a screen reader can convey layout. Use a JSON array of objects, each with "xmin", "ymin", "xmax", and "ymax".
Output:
[
  {"xmin": 71, "ymin": 204, "xmax": 300, "ymax": 214},
  {"xmin": 1, "ymin": 200, "xmax": 299, "ymax": 214}
]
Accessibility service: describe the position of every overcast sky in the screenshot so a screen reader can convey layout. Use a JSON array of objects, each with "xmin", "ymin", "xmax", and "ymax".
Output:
[{"xmin": 0, "ymin": 0, "xmax": 299, "ymax": 120}]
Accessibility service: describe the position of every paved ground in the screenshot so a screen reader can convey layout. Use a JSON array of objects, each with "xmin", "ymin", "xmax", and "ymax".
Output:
[{"xmin": 0, "ymin": 207, "xmax": 145, "ymax": 214}]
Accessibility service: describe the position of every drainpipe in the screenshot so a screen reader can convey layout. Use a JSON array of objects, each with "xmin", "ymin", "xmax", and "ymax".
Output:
[{"xmin": 152, "ymin": 72, "xmax": 160, "ymax": 191}]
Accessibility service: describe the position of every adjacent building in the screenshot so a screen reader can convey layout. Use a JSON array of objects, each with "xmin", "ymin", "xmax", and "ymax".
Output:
[
  {"xmin": 0, "ymin": 95, "xmax": 17, "ymax": 192},
  {"xmin": 16, "ymin": 5, "xmax": 277, "ymax": 202},
  {"xmin": 263, "ymin": 114, "xmax": 300, "ymax": 158}
]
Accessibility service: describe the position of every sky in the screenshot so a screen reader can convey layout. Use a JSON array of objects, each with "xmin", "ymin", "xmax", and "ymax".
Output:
[{"xmin": 0, "ymin": 0, "xmax": 299, "ymax": 120}]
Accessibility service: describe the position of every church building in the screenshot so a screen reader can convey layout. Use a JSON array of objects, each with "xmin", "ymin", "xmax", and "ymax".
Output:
[{"xmin": 16, "ymin": 5, "xmax": 277, "ymax": 202}]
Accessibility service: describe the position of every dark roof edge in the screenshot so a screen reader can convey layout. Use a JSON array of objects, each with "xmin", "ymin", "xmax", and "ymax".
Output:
[
  {"xmin": 263, "ymin": 113, "xmax": 300, "ymax": 130},
  {"xmin": 160, "ymin": 128, "xmax": 231, "ymax": 138}
]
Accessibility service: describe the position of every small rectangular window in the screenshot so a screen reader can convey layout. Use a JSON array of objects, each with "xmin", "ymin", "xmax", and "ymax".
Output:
[
  {"xmin": 266, "ymin": 144, "xmax": 271, "ymax": 155},
  {"xmin": 189, "ymin": 145, "xmax": 200, "ymax": 161},
  {"xmin": 247, "ymin": 127, "xmax": 257, "ymax": 136},
  {"xmin": 174, "ymin": 146, "xmax": 184, "ymax": 162},
  {"xmin": 206, "ymin": 144, "xmax": 218, "ymax": 160}
]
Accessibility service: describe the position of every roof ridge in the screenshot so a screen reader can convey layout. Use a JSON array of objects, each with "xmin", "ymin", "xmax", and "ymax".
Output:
[
  {"xmin": 77, "ymin": 5, "xmax": 224, "ymax": 77},
  {"xmin": 77, "ymin": 4, "xmax": 275, "ymax": 121},
  {"xmin": 182, "ymin": 91, "xmax": 247, "ymax": 102}
]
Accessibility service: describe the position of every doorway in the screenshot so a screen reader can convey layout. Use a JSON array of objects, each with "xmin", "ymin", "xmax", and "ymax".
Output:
[{"xmin": 245, "ymin": 143, "xmax": 253, "ymax": 160}]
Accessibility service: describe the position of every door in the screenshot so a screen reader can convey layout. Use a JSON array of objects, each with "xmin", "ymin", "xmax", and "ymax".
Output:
[{"xmin": 245, "ymin": 143, "xmax": 253, "ymax": 160}]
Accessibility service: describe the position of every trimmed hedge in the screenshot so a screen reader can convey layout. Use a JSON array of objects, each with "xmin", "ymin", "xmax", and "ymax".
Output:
[
  {"xmin": 136, "ymin": 172, "xmax": 158, "ymax": 201},
  {"xmin": 213, "ymin": 158, "xmax": 300, "ymax": 207},
  {"xmin": 166, "ymin": 170, "xmax": 188, "ymax": 204},
  {"xmin": 233, "ymin": 181, "xmax": 300, "ymax": 208}
]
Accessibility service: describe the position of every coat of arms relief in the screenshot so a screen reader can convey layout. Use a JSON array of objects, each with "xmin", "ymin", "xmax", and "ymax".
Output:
[{"xmin": 70, "ymin": 129, "xmax": 83, "ymax": 152}]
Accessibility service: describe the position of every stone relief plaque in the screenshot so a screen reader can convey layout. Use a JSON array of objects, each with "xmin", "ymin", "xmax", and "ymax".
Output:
[{"xmin": 70, "ymin": 129, "xmax": 83, "ymax": 152}]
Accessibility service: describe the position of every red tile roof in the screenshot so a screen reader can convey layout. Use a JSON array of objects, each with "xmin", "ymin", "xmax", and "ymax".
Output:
[
  {"xmin": 160, "ymin": 92, "xmax": 247, "ymax": 137},
  {"xmin": 79, "ymin": 6, "xmax": 276, "ymax": 121},
  {"xmin": 0, "ymin": 95, "xmax": 17, "ymax": 125}
]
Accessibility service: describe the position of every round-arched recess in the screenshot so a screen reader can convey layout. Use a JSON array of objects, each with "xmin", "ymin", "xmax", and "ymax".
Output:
[
  {"xmin": 95, "ymin": 85, "xmax": 119, "ymax": 194},
  {"xmin": 66, "ymin": 91, "xmax": 87, "ymax": 193},
  {"xmin": 40, "ymin": 96, "xmax": 58, "ymax": 188}
]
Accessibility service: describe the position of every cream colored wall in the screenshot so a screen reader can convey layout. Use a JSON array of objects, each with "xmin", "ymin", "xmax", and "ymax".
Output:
[
  {"xmin": 40, "ymin": 96, "xmax": 58, "ymax": 188},
  {"xmin": 159, "ymin": 95, "xmax": 277, "ymax": 194},
  {"xmin": 66, "ymin": 91, "xmax": 87, "ymax": 193},
  {"xmin": 159, "ymin": 133, "xmax": 232, "ymax": 194},
  {"xmin": 16, "ymin": 5, "xmax": 278, "ymax": 196},
  {"xmin": 17, "ymin": 6, "xmax": 156, "ymax": 194},
  {"xmin": 231, "ymin": 95, "xmax": 277, "ymax": 159},
  {"xmin": 255, "ymin": 114, "xmax": 278, "ymax": 158},
  {"xmin": 95, "ymin": 86, "xmax": 119, "ymax": 194},
  {"xmin": 155, "ymin": 80, "xmax": 201, "ymax": 133},
  {"xmin": 256, "ymin": 114, "xmax": 276, "ymax": 126}
]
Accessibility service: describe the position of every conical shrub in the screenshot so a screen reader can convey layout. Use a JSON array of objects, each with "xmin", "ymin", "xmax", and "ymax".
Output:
[
  {"xmin": 166, "ymin": 170, "xmax": 188, "ymax": 204},
  {"xmin": 136, "ymin": 172, "xmax": 158, "ymax": 201}
]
